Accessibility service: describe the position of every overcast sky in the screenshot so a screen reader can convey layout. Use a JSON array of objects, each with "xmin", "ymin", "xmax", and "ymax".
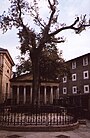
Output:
[{"xmin": 0, "ymin": 0, "xmax": 90, "ymax": 67}]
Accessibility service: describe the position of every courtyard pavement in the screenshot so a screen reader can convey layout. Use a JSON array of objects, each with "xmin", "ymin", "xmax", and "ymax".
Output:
[{"xmin": 0, "ymin": 120, "xmax": 90, "ymax": 138}]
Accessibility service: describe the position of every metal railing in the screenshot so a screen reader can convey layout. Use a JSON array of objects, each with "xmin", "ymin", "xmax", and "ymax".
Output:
[{"xmin": 0, "ymin": 105, "xmax": 77, "ymax": 126}]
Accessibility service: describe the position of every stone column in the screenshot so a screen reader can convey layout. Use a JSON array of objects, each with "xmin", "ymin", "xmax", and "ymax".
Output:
[
  {"xmin": 24, "ymin": 86, "xmax": 26, "ymax": 104},
  {"xmin": 17, "ymin": 86, "xmax": 19, "ymax": 104},
  {"xmin": 44, "ymin": 86, "xmax": 47, "ymax": 104},
  {"xmin": 56, "ymin": 87, "xmax": 59, "ymax": 99},
  {"xmin": 38, "ymin": 87, "xmax": 40, "ymax": 106},
  {"xmin": 30, "ymin": 86, "xmax": 32, "ymax": 104},
  {"xmin": 0, "ymin": 54, "xmax": 3, "ymax": 66},
  {"xmin": 50, "ymin": 86, "xmax": 53, "ymax": 104}
]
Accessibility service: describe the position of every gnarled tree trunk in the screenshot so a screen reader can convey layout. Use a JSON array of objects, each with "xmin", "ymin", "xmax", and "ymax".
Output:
[{"xmin": 31, "ymin": 48, "xmax": 40, "ymax": 106}]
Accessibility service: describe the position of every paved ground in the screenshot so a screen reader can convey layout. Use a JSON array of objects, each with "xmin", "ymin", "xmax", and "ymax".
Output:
[{"xmin": 0, "ymin": 120, "xmax": 90, "ymax": 138}]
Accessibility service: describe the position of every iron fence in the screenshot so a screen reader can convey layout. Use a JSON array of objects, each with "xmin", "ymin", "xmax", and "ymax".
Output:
[{"xmin": 0, "ymin": 105, "xmax": 77, "ymax": 126}]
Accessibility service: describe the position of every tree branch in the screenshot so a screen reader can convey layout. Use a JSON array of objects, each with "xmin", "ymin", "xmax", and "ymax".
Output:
[
  {"xmin": 49, "ymin": 17, "xmax": 79, "ymax": 36},
  {"xmin": 42, "ymin": 0, "xmax": 56, "ymax": 37},
  {"xmin": 49, "ymin": 16, "xmax": 90, "ymax": 36},
  {"xmin": 17, "ymin": 0, "xmax": 36, "ymax": 49}
]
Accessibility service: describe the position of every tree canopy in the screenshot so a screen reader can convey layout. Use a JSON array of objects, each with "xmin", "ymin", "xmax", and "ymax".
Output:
[{"xmin": 16, "ymin": 43, "xmax": 69, "ymax": 81}]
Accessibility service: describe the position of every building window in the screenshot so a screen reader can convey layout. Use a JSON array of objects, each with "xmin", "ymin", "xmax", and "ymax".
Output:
[
  {"xmin": 72, "ymin": 86, "xmax": 77, "ymax": 94},
  {"xmin": 63, "ymin": 76, "xmax": 67, "ymax": 83},
  {"xmin": 7, "ymin": 69, "xmax": 9, "ymax": 73},
  {"xmin": 72, "ymin": 61, "xmax": 76, "ymax": 69},
  {"xmin": 84, "ymin": 85, "xmax": 89, "ymax": 93},
  {"xmin": 72, "ymin": 73, "xmax": 76, "ymax": 81},
  {"xmin": 83, "ymin": 57, "xmax": 88, "ymax": 66},
  {"xmin": 63, "ymin": 87, "xmax": 67, "ymax": 94},
  {"xmin": 83, "ymin": 71, "xmax": 89, "ymax": 79}
]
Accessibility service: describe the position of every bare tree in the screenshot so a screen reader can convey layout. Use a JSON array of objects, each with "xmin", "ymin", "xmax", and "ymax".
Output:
[{"xmin": 0, "ymin": 0, "xmax": 90, "ymax": 105}]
